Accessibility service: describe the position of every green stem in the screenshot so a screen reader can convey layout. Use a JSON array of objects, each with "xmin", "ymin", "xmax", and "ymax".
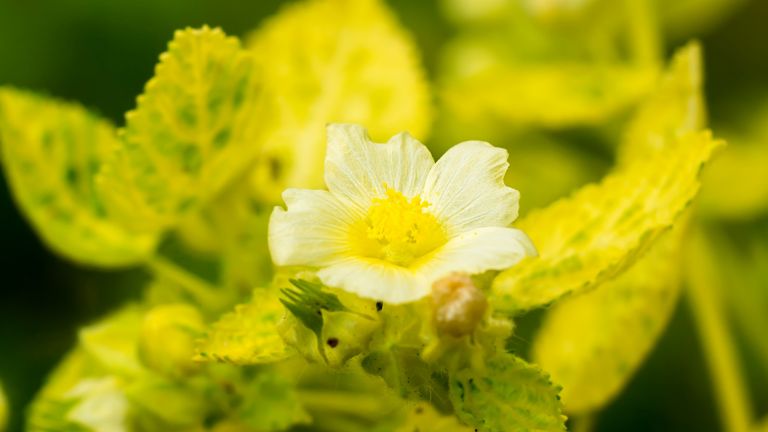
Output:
[
  {"xmin": 685, "ymin": 227, "xmax": 753, "ymax": 432},
  {"xmin": 146, "ymin": 255, "xmax": 225, "ymax": 310}
]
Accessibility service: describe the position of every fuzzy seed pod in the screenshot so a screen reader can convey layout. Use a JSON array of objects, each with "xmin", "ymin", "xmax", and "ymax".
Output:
[{"xmin": 431, "ymin": 273, "xmax": 488, "ymax": 337}]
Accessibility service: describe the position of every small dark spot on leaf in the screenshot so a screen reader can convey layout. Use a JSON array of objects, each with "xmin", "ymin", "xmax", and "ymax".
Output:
[
  {"xmin": 177, "ymin": 196, "xmax": 197, "ymax": 212},
  {"xmin": 376, "ymin": 301, "xmax": 383, "ymax": 311},
  {"xmin": 178, "ymin": 104, "xmax": 196, "ymax": 126},
  {"xmin": 213, "ymin": 128, "xmax": 231, "ymax": 148},
  {"xmin": 181, "ymin": 144, "xmax": 202, "ymax": 173},
  {"xmin": 65, "ymin": 166, "xmax": 78, "ymax": 186},
  {"xmin": 415, "ymin": 406, "xmax": 423, "ymax": 414},
  {"xmin": 326, "ymin": 337, "xmax": 339, "ymax": 348}
]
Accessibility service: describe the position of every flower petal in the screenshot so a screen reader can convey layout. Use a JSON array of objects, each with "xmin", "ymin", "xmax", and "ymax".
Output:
[
  {"xmin": 417, "ymin": 227, "xmax": 537, "ymax": 281},
  {"xmin": 422, "ymin": 141, "xmax": 519, "ymax": 235},
  {"xmin": 324, "ymin": 124, "xmax": 435, "ymax": 211},
  {"xmin": 269, "ymin": 188, "xmax": 360, "ymax": 266},
  {"xmin": 317, "ymin": 257, "xmax": 429, "ymax": 304}
]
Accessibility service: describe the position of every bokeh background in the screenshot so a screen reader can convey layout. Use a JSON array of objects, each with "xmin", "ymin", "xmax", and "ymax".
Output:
[{"xmin": 1, "ymin": 0, "xmax": 767, "ymax": 431}]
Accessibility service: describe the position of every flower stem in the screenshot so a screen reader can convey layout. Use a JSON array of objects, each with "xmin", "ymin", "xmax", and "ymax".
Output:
[{"xmin": 685, "ymin": 227, "xmax": 753, "ymax": 432}]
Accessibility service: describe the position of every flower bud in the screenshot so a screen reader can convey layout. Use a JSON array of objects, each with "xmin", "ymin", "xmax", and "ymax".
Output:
[
  {"xmin": 139, "ymin": 304, "xmax": 205, "ymax": 377},
  {"xmin": 431, "ymin": 273, "xmax": 488, "ymax": 337}
]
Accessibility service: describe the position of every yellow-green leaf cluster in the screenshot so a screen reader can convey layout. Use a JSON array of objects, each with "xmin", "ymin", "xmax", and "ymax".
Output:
[
  {"xmin": 245, "ymin": 0, "xmax": 432, "ymax": 202},
  {"xmin": 449, "ymin": 353, "xmax": 566, "ymax": 432},
  {"xmin": 98, "ymin": 26, "xmax": 264, "ymax": 235},
  {"xmin": 0, "ymin": 88, "xmax": 156, "ymax": 267},
  {"xmin": 620, "ymin": 42, "xmax": 705, "ymax": 165},
  {"xmin": 492, "ymin": 129, "xmax": 722, "ymax": 312},
  {"xmin": 438, "ymin": 0, "xmax": 661, "ymax": 130},
  {"xmin": 533, "ymin": 226, "xmax": 686, "ymax": 413},
  {"xmin": 517, "ymin": 41, "xmax": 710, "ymax": 414},
  {"xmin": 195, "ymin": 290, "xmax": 292, "ymax": 365},
  {"xmin": 441, "ymin": 62, "xmax": 657, "ymax": 128}
]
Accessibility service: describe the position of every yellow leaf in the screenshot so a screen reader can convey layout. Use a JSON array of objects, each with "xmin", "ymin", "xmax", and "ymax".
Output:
[
  {"xmin": 449, "ymin": 353, "xmax": 566, "ymax": 432},
  {"xmin": 532, "ymin": 224, "xmax": 686, "ymax": 413},
  {"xmin": 244, "ymin": 0, "xmax": 432, "ymax": 202},
  {"xmin": 520, "ymin": 44, "xmax": 706, "ymax": 408},
  {"xmin": 491, "ymin": 43, "xmax": 722, "ymax": 312},
  {"xmin": 438, "ymin": 0, "xmax": 661, "ymax": 129},
  {"xmin": 492, "ymin": 130, "xmax": 722, "ymax": 312},
  {"xmin": 620, "ymin": 42, "xmax": 705, "ymax": 164},
  {"xmin": 195, "ymin": 290, "xmax": 292, "ymax": 365},
  {"xmin": 442, "ymin": 62, "xmax": 657, "ymax": 128},
  {"xmin": 78, "ymin": 305, "xmax": 144, "ymax": 377},
  {"xmin": 98, "ymin": 26, "xmax": 265, "ymax": 234},
  {"xmin": 0, "ymin": 88, "xmax": 157, "ymax": 267}
]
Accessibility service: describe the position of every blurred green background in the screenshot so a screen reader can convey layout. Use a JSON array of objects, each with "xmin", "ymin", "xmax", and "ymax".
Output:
[{"xmin": 1, "ymin": 0, "xmax": 767, "ymax": 431}]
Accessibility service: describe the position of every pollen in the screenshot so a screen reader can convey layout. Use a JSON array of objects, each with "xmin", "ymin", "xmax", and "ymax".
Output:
[{"xmin": 351, "ymin": 187, "xmax": 447, "ymax": 266}]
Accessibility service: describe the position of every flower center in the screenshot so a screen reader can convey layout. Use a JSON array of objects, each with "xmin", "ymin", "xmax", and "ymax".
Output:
[{"xmin": 351, "ymin": 187, "xmax": 447, "ymax": 266}]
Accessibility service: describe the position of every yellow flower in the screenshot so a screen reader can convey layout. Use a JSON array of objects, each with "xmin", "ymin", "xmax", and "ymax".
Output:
[{"xmin": 268, "ymin": 124, "xmax": 536, "ymax": 303}]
